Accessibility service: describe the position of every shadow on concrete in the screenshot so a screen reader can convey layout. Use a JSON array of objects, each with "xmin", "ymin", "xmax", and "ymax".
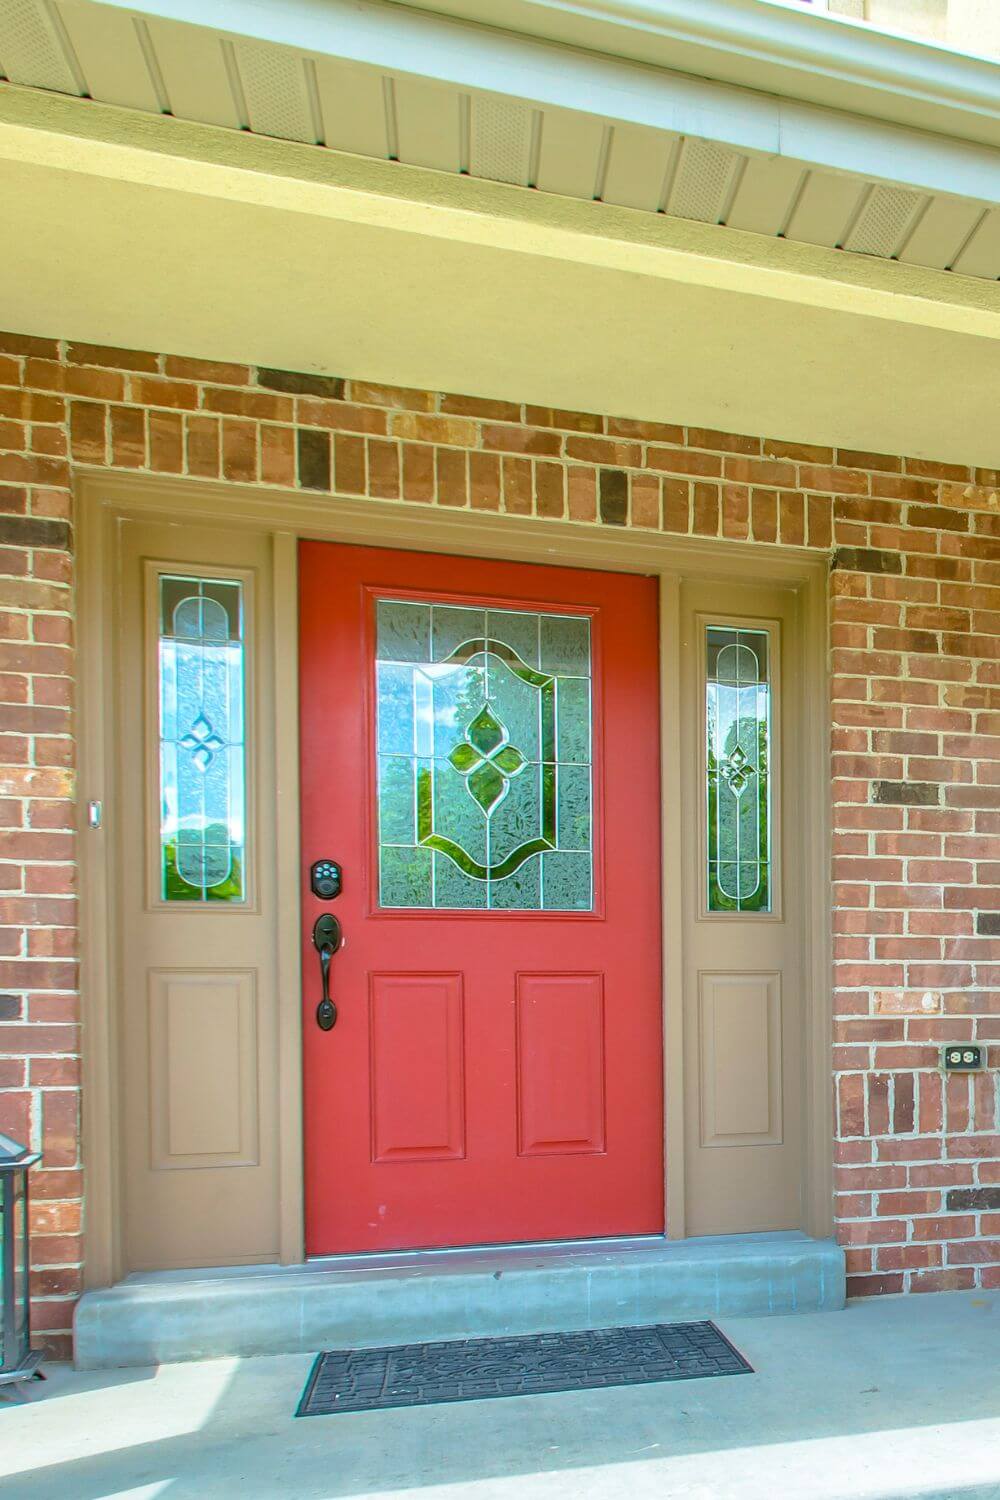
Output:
[{"xmin": 8, "ymin": 1291, "xmax": 1000, "ymax": 1500}]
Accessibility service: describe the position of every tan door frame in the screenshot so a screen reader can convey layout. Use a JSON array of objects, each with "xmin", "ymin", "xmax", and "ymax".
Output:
[{"xmin": 76, "ymin": 469, "xmax": 832, "ymax": 1286}]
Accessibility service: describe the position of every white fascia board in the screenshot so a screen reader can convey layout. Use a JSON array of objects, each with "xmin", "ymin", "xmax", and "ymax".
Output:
[
  {"xmin": 91, "ymin": 0, "xmax": 1000, "ymax": 146},
  {"xmin": 86, "ymin": 0, "xmax": 1000, "ymax": 206}
]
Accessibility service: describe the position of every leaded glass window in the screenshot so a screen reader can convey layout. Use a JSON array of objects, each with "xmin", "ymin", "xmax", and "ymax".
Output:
[
  {"xmin": 158, "ymin": 575, "xmax": 246, "ymax": 903},
  {"xmin": 706, "ymin": 625, "xmax": 771, "ymax": 913},
  {"xmin": 376, "ymin": 600, "xmax": 593, "ymax": 910}
]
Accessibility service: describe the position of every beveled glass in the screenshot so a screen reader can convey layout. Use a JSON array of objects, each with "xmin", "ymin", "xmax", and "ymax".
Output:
[
  {"xmin": 158, "ymin": 576, "xmax": 246, "ymax": 902},
  {"xmin": 376, "ymin": 599, "xmax": 593, "ymax": 910},
  {"xmin": 705, "ymin": 625, "xmax": 771, "ymax": 913}
]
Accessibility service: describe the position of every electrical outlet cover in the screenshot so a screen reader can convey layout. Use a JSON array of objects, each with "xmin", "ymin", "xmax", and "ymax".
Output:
[{"xmin": 942, "ymin": 1044, "xmax": 985, "ymax": 1072}]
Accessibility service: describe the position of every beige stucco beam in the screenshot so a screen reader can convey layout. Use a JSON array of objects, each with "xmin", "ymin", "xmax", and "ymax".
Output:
[{"xmin": 2, "ymin": 85, "xmax": 1000, "ymax": 346}]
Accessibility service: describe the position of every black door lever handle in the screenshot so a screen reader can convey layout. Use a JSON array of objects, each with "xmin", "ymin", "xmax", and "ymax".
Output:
[{"xmin": 312, "ymin": 913, "xmax": 342, "ymax": 1031}]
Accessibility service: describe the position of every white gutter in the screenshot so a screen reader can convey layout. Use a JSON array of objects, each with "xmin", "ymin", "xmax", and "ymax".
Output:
[{"xmin": 95, "ymin": 0, "xmax": 1000, "ymax": 150}]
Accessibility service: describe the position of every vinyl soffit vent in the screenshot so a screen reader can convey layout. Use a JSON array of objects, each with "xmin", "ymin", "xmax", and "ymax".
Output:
[
  {"xmin": 1, "ymin": 1, "xmax": 999, "ymax": 279},
  {"xmin": 470, "ymin": 96, "xmax": 535, "ymax": 186},
  {"xmin": 234, "ymin": 41, "xmax": 316, "ymax": 144},
  {"xmin": 1, "ymin": 0, "xmax": 81, "ymax": 94},
  {"xmin": 842, "ymin": 184, "xmax": 925, "ymax": 257},
  {"xmin": 668, "ymin": 138, "xmax": 741, "ymax": 224}
]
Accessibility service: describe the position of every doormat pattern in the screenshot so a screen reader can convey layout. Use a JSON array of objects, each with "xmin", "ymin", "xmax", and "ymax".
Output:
[{"xmin": 296, "ymin": 1321, "xmax": 752, "ymax": 1415}]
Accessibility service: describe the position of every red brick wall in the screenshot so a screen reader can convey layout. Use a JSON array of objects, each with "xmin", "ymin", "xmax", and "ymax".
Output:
[{"xmin": 0, "ymin": 330, "xmax": 997, "ymax": 1354}]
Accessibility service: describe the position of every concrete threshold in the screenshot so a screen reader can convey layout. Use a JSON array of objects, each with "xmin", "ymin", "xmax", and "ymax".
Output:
[{"xmin": 73, "ymin": 1230, "xmax": 845, "ymax": 1369}]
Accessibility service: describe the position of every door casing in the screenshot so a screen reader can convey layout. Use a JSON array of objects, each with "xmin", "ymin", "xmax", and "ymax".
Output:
[{"xmin": 76, "ymin": 470, "xmax": 832, "ymax": 1286}]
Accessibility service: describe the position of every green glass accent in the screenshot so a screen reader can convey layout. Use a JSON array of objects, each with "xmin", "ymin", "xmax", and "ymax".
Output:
[
  {"xmin": 468, "ymin": 762, "xmax": 505, "ymax": 813},
  {"xmin": 467, "ymin": 705, "xmax": 505, "ymax": 757},
  {"xmin": 448, "ymin": 741, "xmax": 480, "ymax": 774},
  {"xmin": 556, "ymin": 677, "xmax": 590, "ymax": 764},
  {"xmin": 375, "ymin": 601, "xmax": 593, "ymax": 909},
  {"xmin": 706, "ymin": 625, "xmax": 771, "ymax": 914},
  {"xmin": 447, "ymin": 638, "xmax": 551, "ymax": 689},
  {"xmin": 494, "ymin": 745, "xmax": 524, "ymax": 775}
]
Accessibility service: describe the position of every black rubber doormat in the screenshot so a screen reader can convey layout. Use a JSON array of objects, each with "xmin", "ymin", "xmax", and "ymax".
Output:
[{"xmin": 296, "ymin": 1321, "xmax": 752, "ymax": 1416}]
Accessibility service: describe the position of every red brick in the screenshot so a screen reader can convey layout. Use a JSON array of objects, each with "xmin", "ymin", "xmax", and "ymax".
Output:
[
  {"xmin": 402, "ymin": 444, "xmax": 434, "ymax": 504},
  {"xmin": 469, "ymin": 452, "xmax": 500, "ymax": 512},
  {"xmin": 524, "ymin": 405, "xmax": 602, "ymax": 434},
  {"xmin": 131, "ymin": 376, "xmax": 201, "ymax": 411},
  {"xmin": 334, "ymin": 434, "xmax": 366, "ymax": 495},
  {"xmin": 648, "ymin": 447, "xmax": 722, "ymax": 478},
  {"xmin": 847, "ymin": 1273, "xmax": 905, "ymax": 1296},
  {"xmin": 566, "ymin": 467, "xmax": 596, "ymax": 523},
  {"xmin": 185, "ymin": 415, "xmax": 220, "ymax": 477},
  {"xmin": 436, "ymin": 447, "xmax": 468, "ymax": 509},
  {"xmin": 481, "ymin": 424, "xmax": 561, "ymax": 457},
  {"xmin": 368, "ymin": 438, "xmax": 401, "ymax": 500},
  {"xmin": 502, "ymin": 456, "xmax": 532, "ymax": 516},
  {"xmin": 911, "ymin": 1268, "xmax": 976, "ymax": 1291},
  {"xmin": 4, "ymin": 331, "xmax": 1000, "ymax": 1339},
  {"xmin": 148, "ymin": 411, "xmax": 184, "ymax": 473},
  {"xmin": 535, "ymin": 461, "xmax": 564, "ymax": 519},
  {"xmin": 221, "ymin": 419, "xmax": 257, "ymax": 482},
  {"xmin": 67, "ymin": 342, "xmax": 158, "ymax": 371},
  {"xmin": 260, "ymin": 425, "xmax": 295, "ymax": 487}
]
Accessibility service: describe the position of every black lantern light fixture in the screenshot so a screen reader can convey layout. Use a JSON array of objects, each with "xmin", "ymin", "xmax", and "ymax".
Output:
[{"xmin": 0, "ymin": 1130, "xmax": 44, "ymax": 1393}]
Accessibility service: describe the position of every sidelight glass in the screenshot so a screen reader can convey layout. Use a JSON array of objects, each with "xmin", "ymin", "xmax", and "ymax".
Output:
[
  {"xmin": 705, "ymin": 624, "xmax": 771, "ymax": 913},
  {"xmin": 158, "ymin": 575, "xmax": 246, "ymax": 902},
  {"xmin": 375, "ymin": 600, "xmax": 593, "ymax": 910}
]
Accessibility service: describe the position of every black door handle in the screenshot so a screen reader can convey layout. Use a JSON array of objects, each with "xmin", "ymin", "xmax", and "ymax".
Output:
[{"xmin": 312, "ymin": 913, "xmax": 342, "ymax": 1031}]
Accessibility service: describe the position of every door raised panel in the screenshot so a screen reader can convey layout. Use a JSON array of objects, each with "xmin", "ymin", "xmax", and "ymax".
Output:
[
  {"xmin": 369, "ymin": 973, "xmax": 466, "ymax": 1162},
  {"xmin": 148, "ymin": 969, "xmax": 259, "ymax": 1170},
  {"xmin": 698, "ymin": 971, "xmax": 782, "ymax": 1148},
  {"xmin": 516, "ymin": 973, "xmax": 606, "ymax": 1156}
]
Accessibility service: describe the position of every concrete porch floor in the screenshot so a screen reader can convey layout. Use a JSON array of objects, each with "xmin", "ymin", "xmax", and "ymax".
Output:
[{"xmin": 5, "ymin": 1291, "xmax": 1000, "ymax": 1500}]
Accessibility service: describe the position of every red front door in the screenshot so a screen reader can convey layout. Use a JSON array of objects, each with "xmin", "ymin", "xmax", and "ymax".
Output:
[{"xmin": 300, "ymin": 542, "xmax": 663, "ymax": 1254}]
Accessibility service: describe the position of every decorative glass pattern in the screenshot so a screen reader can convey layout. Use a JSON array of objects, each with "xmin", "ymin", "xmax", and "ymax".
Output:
[
  {"xmin": 376, "ymin": 600, "xmax": 593, "ymax": 910},
  {"xmin": 706, "ymin": 625, "xmax": 771, "ymax": 913},
  {"xmin": 158, "ymin": 576, "xmax": 246, "ymax": 902}
]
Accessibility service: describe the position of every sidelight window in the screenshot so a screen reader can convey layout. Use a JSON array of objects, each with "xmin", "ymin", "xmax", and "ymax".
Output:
[
  {"xmin": 157, "ymin": 575, "xmax": 247, "ymax": 903},
  {"xmin": 705, "ymin": 624, "xmax": 772, "ymax": 913}
]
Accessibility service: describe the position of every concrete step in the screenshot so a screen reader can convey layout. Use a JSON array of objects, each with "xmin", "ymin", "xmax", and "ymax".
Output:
[{"xmin": 74, "ymin": 1231, "xmax": 846, "ymax": 1369}]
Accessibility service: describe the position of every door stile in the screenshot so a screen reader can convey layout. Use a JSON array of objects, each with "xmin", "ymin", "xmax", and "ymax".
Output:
[{"xmin": 659, "ymin": 572, "xmax": 686, "ymax": 1240}]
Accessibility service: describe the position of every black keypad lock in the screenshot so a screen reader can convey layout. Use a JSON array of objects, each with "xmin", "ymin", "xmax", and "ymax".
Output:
[{"xmin": 310, "ymin": 859, "xmax": 342, "ymax": 901}]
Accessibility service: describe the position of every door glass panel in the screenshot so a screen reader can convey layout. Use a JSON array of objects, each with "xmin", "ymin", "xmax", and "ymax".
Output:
[
  {"xmin": 158, "ymin": 575, "xmax": 246, "ymax": 902},
  {"xmin": 705, "ymin": 625, "xmax": 771, "ymax": 913},
  {"xmin": 376, "ymin": 600, "xmax": 593, "ymax": 910}
]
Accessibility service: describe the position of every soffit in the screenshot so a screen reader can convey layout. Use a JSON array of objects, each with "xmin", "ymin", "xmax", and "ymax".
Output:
[{"xmin": 2, "ymin": 0, "xmax": 1000, "ymax": 281}]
